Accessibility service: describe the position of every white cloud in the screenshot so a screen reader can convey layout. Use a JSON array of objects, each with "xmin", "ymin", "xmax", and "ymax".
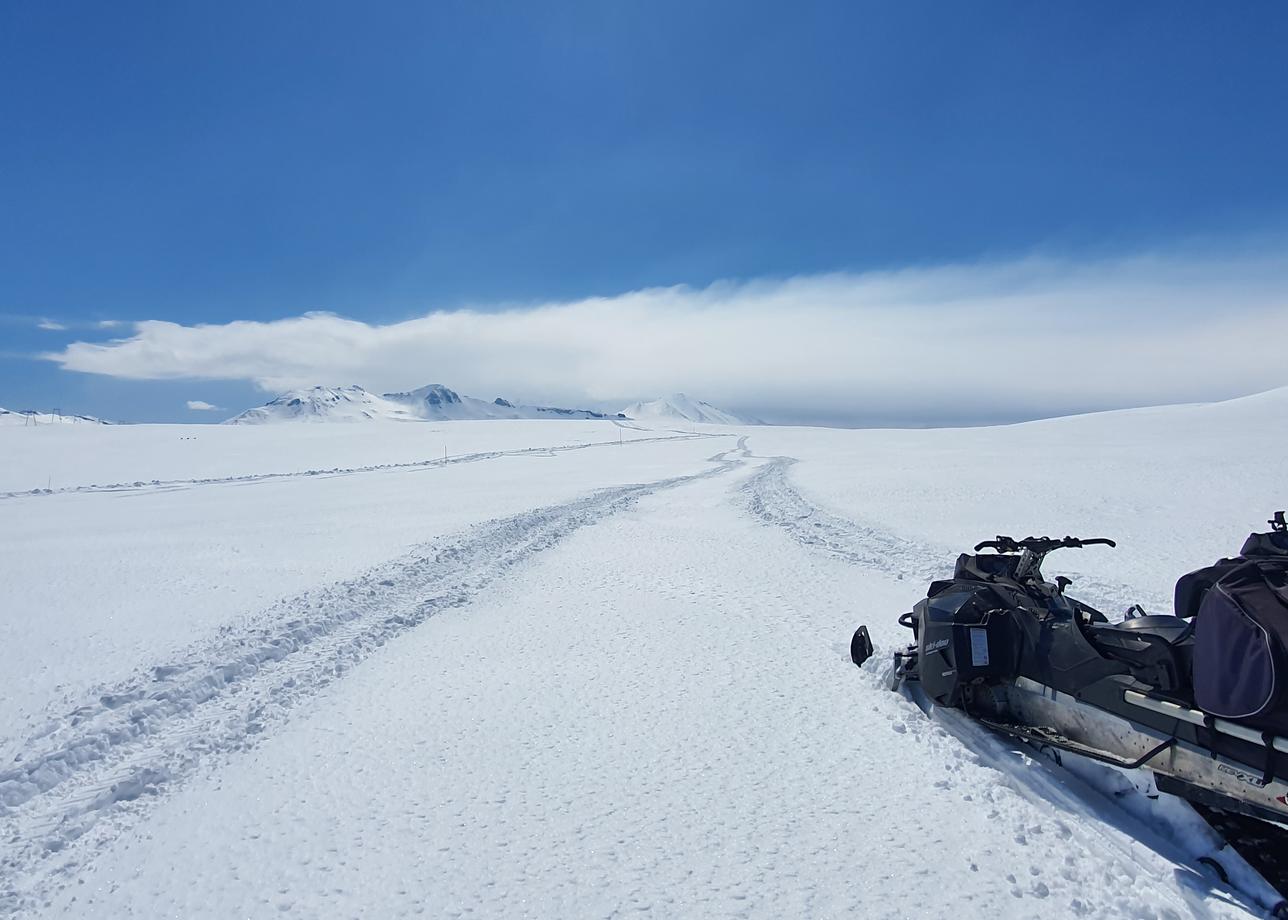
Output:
[
  {"xmin": 46, "ymin": 251, "xmax": 1288, "ymax": 423},
  {"xmin": 97, "ymin": 320, "xmax": 124, "ymax": 329},
  {"xmin": 37, "ymin": 319, "xmax": 67, "ymax": 331},
  {"xmin": 185, "ymin": 400, "xmax": 224, "ymax": 411}
]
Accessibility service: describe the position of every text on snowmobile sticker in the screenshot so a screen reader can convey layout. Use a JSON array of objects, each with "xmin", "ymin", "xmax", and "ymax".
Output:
[{"xmin": 1217, "ymin": 763, "xmax": 1267, "ymax": 787}]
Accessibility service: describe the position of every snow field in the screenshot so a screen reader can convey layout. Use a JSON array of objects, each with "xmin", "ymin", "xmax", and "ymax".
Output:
[
  {"xmin": 750, "ymin": 387, "xmax": 1288, "ymax": 614},
  {"xmin": 4, "ymin": 391, "xmax": 1287, "ymax": 918},
  {"xmin": 0, "ymin": 418, "xmax": 667, "ymax": 494},
  {"xmin": 0, "ymin": 430, "xmax": 726, "ymax": 746},
  {"xmin": 21, "ymin": 451, "xmax": 1261, "ymax": 919}
]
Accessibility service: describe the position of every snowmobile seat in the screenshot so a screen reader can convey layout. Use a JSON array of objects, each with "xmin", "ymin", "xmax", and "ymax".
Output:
[
  {"xmin": 1101, "ymin": 614, "xmax": 1193, "ymax": 644},
  {"xmin": 1089, "ymin": 615, "xmax": 1194, "ymax": 696}
]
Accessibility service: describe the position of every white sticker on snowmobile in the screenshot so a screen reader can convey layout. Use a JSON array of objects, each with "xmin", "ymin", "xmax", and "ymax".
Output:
[{"xmin": 970, "ymin": 628, "xmax": 989, "ymax": 667}]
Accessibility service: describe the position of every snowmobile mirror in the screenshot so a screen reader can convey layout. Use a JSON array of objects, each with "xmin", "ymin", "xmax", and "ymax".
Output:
[
  {"xmin": 1271, "ymin": 511, "xmax": 1287, "ymax": 533},
  {"xmin": 1055, "ymin": 575, "xmax": 1073, "ymax": 594}
]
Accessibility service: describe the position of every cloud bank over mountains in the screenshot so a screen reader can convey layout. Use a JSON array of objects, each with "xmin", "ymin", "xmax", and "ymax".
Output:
[{"xmin": 46, "ymin": 251, "xmax": 1288, "ymax": 424}]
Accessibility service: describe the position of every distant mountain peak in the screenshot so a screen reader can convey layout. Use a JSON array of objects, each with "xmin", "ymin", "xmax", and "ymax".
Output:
[
  {"xmin": 223, "ymin": 385, "xmax": 419, "ymax": 424},
  {"xmin": 622, "ymin": 394, "xmax": 759, "ymax": 426},
  {"xmin": 391, "ymin": 384, "xmax": 463, "ymax": 408}
]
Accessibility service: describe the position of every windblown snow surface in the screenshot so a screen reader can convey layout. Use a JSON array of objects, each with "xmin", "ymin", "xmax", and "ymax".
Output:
[{"xmin": 2, "ymin": 390, "xmax": 1287, "ymax": 918}]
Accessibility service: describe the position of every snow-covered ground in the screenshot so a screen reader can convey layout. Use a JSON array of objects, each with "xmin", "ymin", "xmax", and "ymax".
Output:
[{"xmin": 2, "ymin": 391, "xmax": 1286, "ymax": 918}]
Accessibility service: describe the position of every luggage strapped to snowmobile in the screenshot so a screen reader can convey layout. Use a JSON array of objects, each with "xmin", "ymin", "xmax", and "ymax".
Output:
[{"xmin": 1178, "ymin": 512, "xmax": 1288, "ymax": 731}]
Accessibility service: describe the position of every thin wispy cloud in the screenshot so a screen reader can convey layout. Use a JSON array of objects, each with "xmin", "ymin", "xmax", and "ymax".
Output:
[
  {"xmin": 0, "ymin": 315, "xmax": 127, "ymax": 333},
  {"xmin": 46, "ymin": 251, "xmax": 1288, "ymax": 423},
  {"xmin": 185, "ymin": 400, "xmax": 224, "ymax": 411}
]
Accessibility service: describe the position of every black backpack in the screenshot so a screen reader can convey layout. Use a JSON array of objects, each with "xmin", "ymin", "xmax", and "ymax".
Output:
[{"xmin": 1182, "ymin": 513, "xmax": 1288, "ymax": 722}]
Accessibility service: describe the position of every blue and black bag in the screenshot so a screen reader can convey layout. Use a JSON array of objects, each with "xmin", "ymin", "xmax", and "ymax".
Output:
[{"xmin": 1180, "ymin": 513, "xmax": 1288, "ymax": 722}]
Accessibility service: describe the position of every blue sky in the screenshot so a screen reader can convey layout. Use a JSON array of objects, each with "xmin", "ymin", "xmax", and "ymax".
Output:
[{"xmin": 3, "ymin": 1, "xmax": 1287, "ymax": 423}]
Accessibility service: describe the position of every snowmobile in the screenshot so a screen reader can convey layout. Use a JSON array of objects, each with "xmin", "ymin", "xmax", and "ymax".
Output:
[{"xmin": 851, "ymin": 515, "xmax": 1288, "ymax": 904}]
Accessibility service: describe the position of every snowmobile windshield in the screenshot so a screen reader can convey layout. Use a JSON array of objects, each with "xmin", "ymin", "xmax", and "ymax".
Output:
[{"xmin": 955, "ymin": 553, "xmax": 1028, "ymax": 582}]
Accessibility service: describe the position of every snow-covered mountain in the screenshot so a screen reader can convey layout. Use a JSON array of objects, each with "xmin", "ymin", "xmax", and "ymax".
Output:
[
  {"xmin": 0, "ymin": 407, "xmax": 109, "ymax": 426},
  {"xmin": 622, "ymin": 393, "xmax": 759, "ymax": 425},
  {"xmin": 223, "ymin": 386, "xmax": 422, "ymax": 424},
  {"xmin": 225, "ymin": 384, "xmax": 625, "ymax": 424},
  {"xmin": 385, "ymin": 384, "xmax": 624, "ymax": 421}
]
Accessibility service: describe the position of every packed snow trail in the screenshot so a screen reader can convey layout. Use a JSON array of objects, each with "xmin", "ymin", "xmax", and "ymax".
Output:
[
  {"xmin": 25, "ymin": 444, "xmax": 1260, "ymax": 919},
  {"xmin": 739, "ymin": 454, "xmax": 1281, "ymax": 916},
  {"xmin": 0, "ymin": 441, "xmax": 748, "ymax": 915}
]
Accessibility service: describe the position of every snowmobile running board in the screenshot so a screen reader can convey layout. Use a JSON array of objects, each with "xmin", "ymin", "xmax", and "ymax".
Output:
[
  {"xmin": 977, "ymin": 717, "xmax": 1177, "ymax": 771},
  {"xmin": 1123, "ymin": 690, "xmax": 1288, "ymax": 754},
  {"xmin": 1001, "ymin": 677, "xmax": 1288, "ymax": 830}
]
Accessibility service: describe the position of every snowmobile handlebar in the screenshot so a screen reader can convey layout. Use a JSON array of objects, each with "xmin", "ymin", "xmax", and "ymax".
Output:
[{"xmin": 973, "ymin": 535, "xmax": 1117, "ymax": 554}]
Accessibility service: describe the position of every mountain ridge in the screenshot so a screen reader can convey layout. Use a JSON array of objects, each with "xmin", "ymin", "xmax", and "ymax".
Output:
[{"xmin": 225, "ymin": 385, "xmax": 627, "ymax": 424}]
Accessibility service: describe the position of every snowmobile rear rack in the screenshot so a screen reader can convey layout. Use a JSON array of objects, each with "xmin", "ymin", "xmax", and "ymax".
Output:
[{"xmin": 1124, "ymin": 690, "xmax": 1288, "ymax": 755}]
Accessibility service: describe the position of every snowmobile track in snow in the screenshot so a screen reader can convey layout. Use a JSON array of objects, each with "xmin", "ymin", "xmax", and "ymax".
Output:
[
  {"xmin": 741, "ymin": 456, "xmax": 947, "ymax": 584},
  {"xmin": 0, "ymin": 430, "xmax": 716, "ymax": 501},
  {"xmin": 740, "ymin": 456, "xmax": 1165, "ymax": 614},
  {"xmin": 0, "ymin": 438, "xmax": 747, "ymax": 915}
]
